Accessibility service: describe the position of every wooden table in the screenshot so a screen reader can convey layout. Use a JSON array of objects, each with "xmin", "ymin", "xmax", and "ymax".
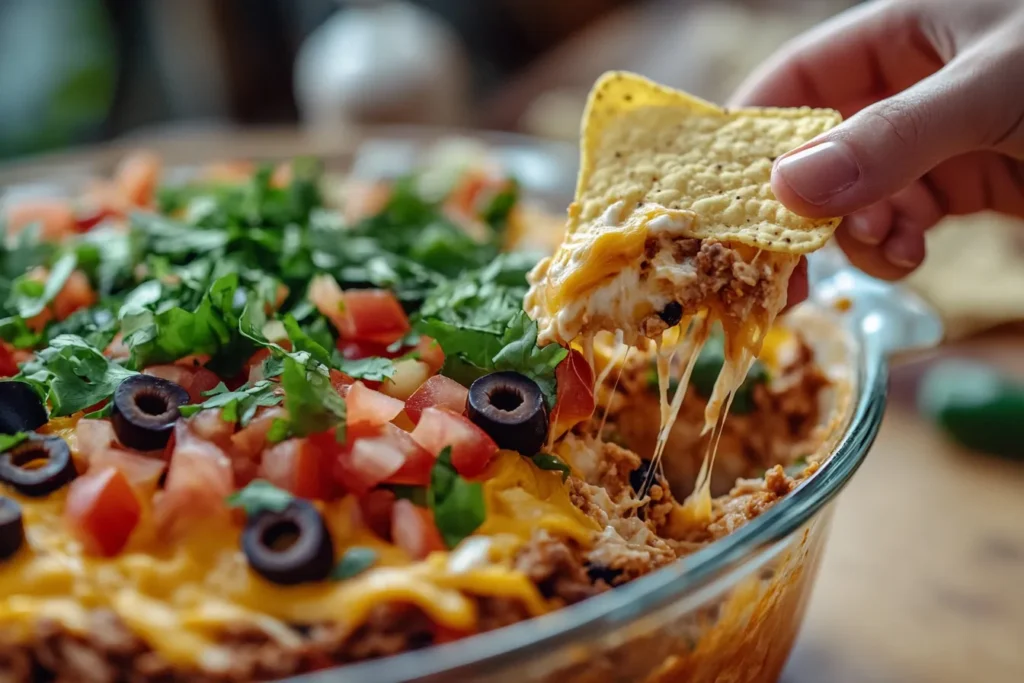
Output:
[{"xmin": 783, "ymin": 334, "xmax": 1024, "ymax": 683}]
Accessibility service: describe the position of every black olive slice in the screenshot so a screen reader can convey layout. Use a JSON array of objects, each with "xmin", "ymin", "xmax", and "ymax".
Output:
[
  {"xmin": 0, "ymin": 496, "xmax": 24, "ymax": 561},
  {"xmin": 658, "ymin": 301, "xmax": 683, "ymax": 327},
  {"xmin": 0, "ymin": 381, "xmax": 48, "ymax": 435},
  {"xmin": 111, "ymin": 375, "xmax": 190, "ymax": 451},
  {"xmin": 586, "ymin": 563, "xmax": 623, "ymax": 586},
  {"xmin": 0, "ymin": 436, "xmax": 77, "ymax": 497},
  {"xmin": 629, "ymin": 459, "xmax": 654, "ymax": 493},
  {"xmin": 467, "ymin": 371, "xmax": 548, "ymax": 456},
  {"xmin": 242, "ymin": 500, "xmax": 334, "ymax": 585}
]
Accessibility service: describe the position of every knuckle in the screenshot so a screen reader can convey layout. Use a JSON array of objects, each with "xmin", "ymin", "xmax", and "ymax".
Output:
[{"xmin": 862, "ymin": 99, "xmax": 930, "ymax": 152}]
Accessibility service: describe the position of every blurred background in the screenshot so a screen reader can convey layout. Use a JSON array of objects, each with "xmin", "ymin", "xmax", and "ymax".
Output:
[{"xmin": 0, "ymin": 0, "xmax": 858, "ymax": 160}]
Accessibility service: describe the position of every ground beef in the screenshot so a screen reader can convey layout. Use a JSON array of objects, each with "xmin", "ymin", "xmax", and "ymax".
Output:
[{"xmin": 515, "ymin": 531, "xmax": 605, "ymax": 605}]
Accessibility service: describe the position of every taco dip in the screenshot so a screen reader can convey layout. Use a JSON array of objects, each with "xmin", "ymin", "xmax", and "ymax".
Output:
[{"xmin": 0, "ymin": 76, "xmax": 891, "ymax": 683}]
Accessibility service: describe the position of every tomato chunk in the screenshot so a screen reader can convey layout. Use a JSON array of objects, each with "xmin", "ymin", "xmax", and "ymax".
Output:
[
  {"xmin": 551, "ymin": 348, "xmax": 596, "ymax": 438},
  {"xmin": 260, "ymin": 438, "xmax": 331, "ymax": 500},
  {"xmin": 155, "ymin": 422, "xmax": 234, "ymax": 533},
  {"xmin": 321, "ymin": 421, "xmax": 433, "ymax": 494},
  {"xmin": 310, "ymin": 276, "xmax": 410, "ymax": 345},
  {"xmin": 89, "ymin": 449, "xmax": 166, "ymax": 496},
  {"xmin": 65, "ymin": 467, "xmax": 142, "ymax": 557},
  {"xmin": 143, "ymin": 365, "xmax": 221, "ymax": 404},
  {"xmin": 392, "ymin": 499, "xmax": 445, "ymax": 560},
  {"xmin": 75, "ymin": 419, "xmax": 118, "ymax": 463},
  {"xmin": 230, "ymin": 406, "xmax": 286, "ymax": 461},
  {"xmin": 358, "ymin": 488, "xmax": 396, "ymax": 540},
  {"xmin": 404, "ymin": 375, "xmax": 468, "ymax": 424},
  {"xmin": 410, "ymin": 407, "xmax": 497, "ymax": 477},
  {"xmin": 413, "ymin": 336, "xmax": 445, "ymax": 374},
  {"xmin": 0, "ymin": 344, "xmax": 18, "ymax": 378},
  {"xmin": 346, "ymin": 381, "xmax": 405, "ymax": 429}
]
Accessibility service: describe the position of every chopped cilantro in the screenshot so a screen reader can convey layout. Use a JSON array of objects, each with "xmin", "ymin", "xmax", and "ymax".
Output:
[
  {"xmin": 179, "ymin": 380, "xmax": 283, "ymax": 426},
  {"xmin": 16, "ymin": 334, "xmax": 136, "ymax": 416},
  {"xmin": 270, "ymin": 355, "xmax": 346, "ymax": 442},
  {"xmin": 334, "ymin": 356, "xmax": 396, "ymax": 382},
  {"xmin": 386, "ymin": 484, "xmax": 429, "ymax": 507},
  {"xmin": 428, "ymin": 446, "xmax": 485, "ymax": 549},
  {"xmin": 0, "ymin": 432, "xmax": 30, "ymax": 453},
  {"xmin": 331, "ymin": 547, "xmax": 378, "ymax": 580},
  {"xmin": 531, "ymin": 453, "xmax": 572, "ymax": 482},
  {"xmin": 227, "ymin": 480, "xmax": 294, "ymax": 518}
]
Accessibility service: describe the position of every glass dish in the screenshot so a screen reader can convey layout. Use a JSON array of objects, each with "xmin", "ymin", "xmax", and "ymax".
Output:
[{"xmin": 0, "ymin": 129, "xmax": 943, "ymax": 683}]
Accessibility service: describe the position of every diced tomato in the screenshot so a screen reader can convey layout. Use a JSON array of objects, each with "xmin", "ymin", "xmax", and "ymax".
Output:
[
  {"xmin": 380, "ymin": 359, "xmax": 432, "ymax": 401},
  {"xmin": 391, "ymin": 499, "xmax": 445, "ymax": 560},
  {"xmin": 143, "ymin": 365, "xmax": 221, "ymax": 404},
  {"xmin": 89, "ymin": 449, "xmax": 166, "ymax": 496},
  {"xmin": 230, "ymin": 406, "xmax": 286, "ymax": 461},
  {"xmin": 357, "ymin": 489, "xmax": 396, "ymax": 540},
  {"xmin": 327, "ymin": 424, "xmax": 404, "ymax": 495},
  {"xmin": 114, "ymin": 150, "xmax": 161, "ymax": 207},
  {"xmin": 383, "ymin": 423, "xmax": 436, "ymax": 486},
  {"xmin": 188, "ymin": 409, "xmax": 235, "ymax": 451},
  {"xmin": 6, "ymin": 200, "xmax": 77, "ymax": 240},
  {"xmin": 259, "ymin": 438, "xmax": 331, "ymax": 500},
  {"xmin": 346, "ymin": 381, "xmax": 405, "ymax": 429},
  {"xmin": 404, "ymin": 376, "xmax": 468, "ymax": 424},
  {"xmin": 52, "ymin": 271, "xmax": 97, "ymax": 321},
  {"xmin": 154, "ymin": 421, "xmax": 234, "ymax": 534},
  {"xmin": 74, "ymin": 206, "xmax": 118, "ymax": 233},
  {"xmin": 75, "ymin": 419, "xmax": 118, "ymax": 463},
  {"xmin": 105, "ymin": 333, "xmax": 130, "ymax": 361},
  {"xmin": 410, "ymin": 407, "xmax": 497, "ymax": 477},
  {"xmin": 0, "ymin": 344, "xmax": 19, "ymax": 378},
  {"xmin": 413, "ymin": 337, "xmax": 445, "ymax": 374},
  {"xmin": 320, "ymin": 421, "xmax": 433, "ymax": 495},
  {"xmin": 309, "ymin": 276, "xmax": 410, "ymax": 345},
  {"xmin": 64, "ymin": 467, "xmax": 142, "ymax": 557},
  {"xmin": 551, "ymin": 348, "xmax": 596, "ymax": 438},
  {"xmin": 337, "ymin": 290, "xmax": 410, "ymax": 345}
]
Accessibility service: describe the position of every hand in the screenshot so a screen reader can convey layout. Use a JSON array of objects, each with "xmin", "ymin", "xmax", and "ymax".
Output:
[{"xmin": 731, "ymin": 0, "xmax": 1024, "ymax": 306}]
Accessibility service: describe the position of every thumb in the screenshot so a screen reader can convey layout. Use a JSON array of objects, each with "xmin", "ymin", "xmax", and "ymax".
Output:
[{"xmin": 770, "ymin": 59, "xmax": 1017, "ymax": 218}]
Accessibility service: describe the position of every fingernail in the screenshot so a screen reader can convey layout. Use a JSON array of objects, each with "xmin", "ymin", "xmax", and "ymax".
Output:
[{"xmin": 776, "ymin": 141, "xmax": 860, "ymax": 205}]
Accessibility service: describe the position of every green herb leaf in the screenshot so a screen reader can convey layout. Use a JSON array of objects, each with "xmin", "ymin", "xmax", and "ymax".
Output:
[
  {"xmin": 16, "ymin": 334, "xmax": 136, "ymax": 416},
  {"xmin": 334, "ymin": 356, "xmax": 396, "ymax": 382},
  {"xmin": 330, "ymin": 546, "xmax": 378, "ymax": 580},
  {"xmin": 492, "ymin": 312, "xmax": 567, "ymax": 409},
  {"xmin": 0, "ymin": 432, "xmax": 30, "ymax": 453},
  {"xmin": 479, "ymin": 181, "xmax": 519, "ymax": 231},
  {"xmin": 7, "ymin": 250, "xmax": 77, "ymax": 319},
  {"xmin": 386, "ymin": 484, "xmax": 428, "ymax": 507},
  {"xmin": 428, "ymin": 446, "xmax": 485, "ymax": 549},
  {"xmin": 178, "ymin": 380, "xmax": 283, "ymax": 426},
  {"xmin": 273, "ymin": 355, "xmax": 346, "ymax": 441},
  {"xmin": 531, "ymin": 453, "xmax": 571, "ymax": 482},
  {"xmin": 226, "ymin": 479, "xmax": 295, "ymax": 518}
]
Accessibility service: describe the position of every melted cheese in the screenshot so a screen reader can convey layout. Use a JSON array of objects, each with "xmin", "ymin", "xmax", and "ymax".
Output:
[
  {"xmin": 0, "ymin": 451, "xmax": 596, "ymax": 667},
  {"xmin": 525, "ymin": 204, "xmax": 696, "ymax": 346},
  {"xmin": 532, "ymin": 203, "xmax": 800, "ymax": 523}
]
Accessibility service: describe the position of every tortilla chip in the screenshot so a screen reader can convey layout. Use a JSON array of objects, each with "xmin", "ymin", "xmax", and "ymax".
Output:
[{"xmin": 572, "ymin": 71, "xmax": 842, "ymax": 253}]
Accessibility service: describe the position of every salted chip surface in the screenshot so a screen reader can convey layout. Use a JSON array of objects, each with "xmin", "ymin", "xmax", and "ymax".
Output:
[{"xmin": 573, "ymin": 71, "xmax": 842, "ymax": 253}]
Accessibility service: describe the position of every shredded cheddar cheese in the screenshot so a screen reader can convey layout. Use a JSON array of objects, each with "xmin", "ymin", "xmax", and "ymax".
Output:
[{"xmin": 0, "ymin": 451, "xmax": 595, "ymax": 665}]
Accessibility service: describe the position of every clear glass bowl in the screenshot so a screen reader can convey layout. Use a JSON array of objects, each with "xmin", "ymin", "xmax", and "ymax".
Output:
[
  {"xmin": 0, "ymin": 129, "xmax": 943, "ymax": 683},
  {"xmin": 282, "ymin": 135, "xmax": 943, "ymax": 683}
]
